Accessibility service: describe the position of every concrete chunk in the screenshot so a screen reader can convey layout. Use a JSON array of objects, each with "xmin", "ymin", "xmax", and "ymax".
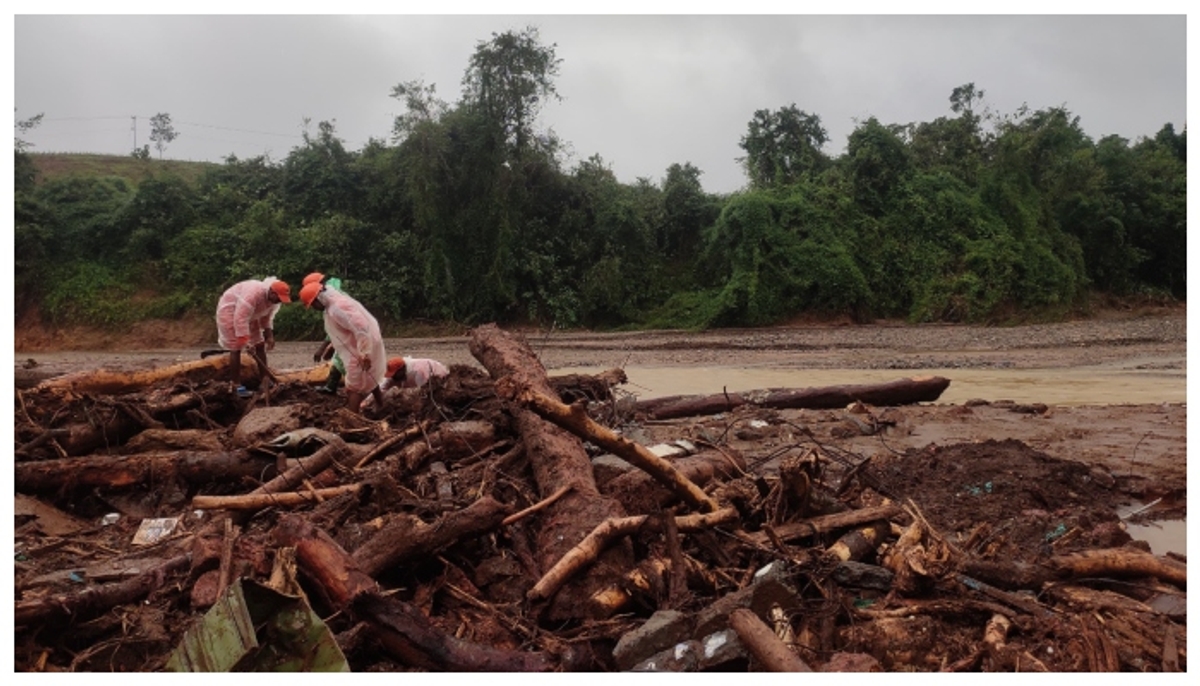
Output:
[
  {"xmin": 630, "ymin": 640, "xmax": 700, "ymax": 672},
  {"xmin": 613, "ymin": 609, "xmax": 694, "ymax": 671},
  {"xmin": 692, "ymin": 561, "xmax": 801, "ymax": 638}
]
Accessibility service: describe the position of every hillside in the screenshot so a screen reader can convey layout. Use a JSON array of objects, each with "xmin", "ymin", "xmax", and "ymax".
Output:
[{"xmin": 28, "ymin": 152, "xmax": 218, "ymax": 187}]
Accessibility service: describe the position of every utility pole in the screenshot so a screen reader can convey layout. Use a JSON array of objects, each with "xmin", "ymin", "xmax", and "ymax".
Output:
[{"xmin": 131, "ymin": 115, "xmax": 137, "ymax": 150}]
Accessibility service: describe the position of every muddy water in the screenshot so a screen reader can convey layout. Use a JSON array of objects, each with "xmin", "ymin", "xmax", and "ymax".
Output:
[
  {"xmin": 549, "ymin": 365, "xmax": 1187, "ymax": 406},
  {"xmin": 1123, "ymin": 520, "xmax": 1187, "ymax": 556}
]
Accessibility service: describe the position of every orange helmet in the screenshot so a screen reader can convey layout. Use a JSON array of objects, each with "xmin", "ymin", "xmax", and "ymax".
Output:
[
  {"xmin": 386, "ymin": 357, "xmax": 407, "ymax": 379},
  {"xmin": 299, "ymin": 281, "xmax": 324, "ymax": 308},
  {"xmin": 302, "ymin": 272, "xmax": 325, "ymax": 286},
  {"xmin": 269, "ymin": 279, "xmax": 292, "ymax": 303}
]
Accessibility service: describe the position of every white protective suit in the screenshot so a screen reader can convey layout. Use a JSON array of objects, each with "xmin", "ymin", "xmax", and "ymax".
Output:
[
  {"xmin": 381, "ymin": 357, "xmax": 450, "ymax": 392},
  {"xmin": 215, "ymin": 277, "xmax": 282, "ymax": 350},
  {"xmin": 317, "ymin": 287, "xmax": 386, "ymax": 394}
]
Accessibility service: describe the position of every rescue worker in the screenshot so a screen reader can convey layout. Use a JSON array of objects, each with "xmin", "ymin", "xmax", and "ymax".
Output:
[
  {"xmin": 381, "ymin": 356, "xmax": 450, "ymax": 392},
  {"xmin": 303, "ymin": 272, "xmax": 347, "ymax": 394},
  {"xmin": 214, "ymin": 276, "xmax": 291, "ymax": 392},
  {"xmin": 299, "ymin": 279, "xmax": 386, "ymax": 413}
]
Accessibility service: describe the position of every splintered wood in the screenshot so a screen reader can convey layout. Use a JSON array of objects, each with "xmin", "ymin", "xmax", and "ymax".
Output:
[{"xmin": 12, "ymin": 325, "xmax": 1185, "ymax": 673}]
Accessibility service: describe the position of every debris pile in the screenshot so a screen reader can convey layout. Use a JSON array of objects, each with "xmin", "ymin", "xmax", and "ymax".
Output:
[{"xmin": 13, "ymin": 324, "xmax": 1186, "ymax": 672}]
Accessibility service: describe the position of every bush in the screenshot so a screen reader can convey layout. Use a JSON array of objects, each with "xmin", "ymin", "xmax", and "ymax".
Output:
[{"xmin": 43, "ymin": 262, "xmax": 136, "ymax": 327}]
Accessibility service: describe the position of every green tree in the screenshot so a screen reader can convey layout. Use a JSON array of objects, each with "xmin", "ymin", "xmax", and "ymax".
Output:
[
  {"xmin": 149, "ymin": 112, "xmax": 179, "ymax": 159},
  {"xmin": 904, "ymin": 83, "xmax": 992, "ymax": 185},
  {"xmin": 281, "ymin": 119, "xmax": 362, "ymax": 222},
  {"xmin": 845, "ymin": 117, "xmax": 912, "ymax": 216},
  {"xmin": 738, "ymin": 104, "xmax": 829, "ymax": 189},
  {"xmin": 659, "ymin": 162, "xmax": 718, "ymax": 264},
  {"xmin": 14, "ymin": 110, "xmax": 43, "ymax": 152},
  {"xmin": 462, "ymin": 26, "xmax": 562, "ymax": 161}
]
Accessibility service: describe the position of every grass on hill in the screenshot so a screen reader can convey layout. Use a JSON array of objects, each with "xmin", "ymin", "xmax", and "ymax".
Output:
[{"xmin": 29, "ymin": 152, "xmax": 219, "ymax": 187}]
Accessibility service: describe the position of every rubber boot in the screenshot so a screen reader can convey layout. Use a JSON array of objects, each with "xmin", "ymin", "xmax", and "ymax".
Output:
[{"xmin": 319, "ymin": 366, "xmax": 343, "ymax": 394}]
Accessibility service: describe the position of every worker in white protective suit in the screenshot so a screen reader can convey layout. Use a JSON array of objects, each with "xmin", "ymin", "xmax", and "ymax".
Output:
[
  {"xmin": 381, "ymin": 357, "xmax": 450, "ymax": 391},
  {"xmin": 214, "ymin": 276, "xmax": 291, "ymax": 392},
  {"xmin": 299, "ymin": 280, "xmax": 386, "ymax": 413}
]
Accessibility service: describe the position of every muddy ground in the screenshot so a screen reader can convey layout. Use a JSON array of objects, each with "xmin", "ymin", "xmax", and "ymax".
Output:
[
  {"xmin": 14, "ymin": 305, "xmax": 1188, "ymax": 500},
  {"xmin": 10, "ymin": 305, "xmax": 1189, "ymax": 672}
]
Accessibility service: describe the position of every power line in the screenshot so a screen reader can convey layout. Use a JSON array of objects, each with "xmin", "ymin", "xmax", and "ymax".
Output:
[
  {"xmin": 35, "ymin": 115, "xmax": 304, "ymax": 140},
  {"xmin": 175, "ymin": 119, "xmax": 304, "ymax": 139}
]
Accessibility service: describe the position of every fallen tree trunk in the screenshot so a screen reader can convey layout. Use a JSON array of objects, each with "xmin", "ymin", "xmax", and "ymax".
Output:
[
  {"xmin": 528, "ymin": 507, "xmax": 739, "ymax": 603},
  {"xmin": 548, "ymin": 368, "xmax": 628, "ymax": 403},
  {"xmin": 742, "ymin": 504, "xmax": 903, "ymax": 548},
  {"xmin": 753, "ymin": 376, "xmax": 951, "ymax": 410},
  {"xmin": 350, "ymin": 592, "xmax": 554, "ymax": 672},
  {"xmin": 959, "ymin": 548, "xmax": 1187, "ymax": 594},
  {"xmin": 353, "ymin": 496, "xmax": 514, "ymax": 577},
  {"xmin": 729, "ymin": 607, "xmax": 813, "ymax": 672},
  {"xmin": 637, "ymin": 392, "xmax": 747, "ymax": 420},
  {"xmin": 1049, "ymin": 548, "xmax": 1187, "ymax": 588},
  {"xmin": 33, "ymin": 356, "xmax": 329, "ymax": 397},
  {"xmin": 271, "ymin": 514, "xmax": 553, "ymax": 671},
  {"xmin": 469, "ymin": 323, "xmax": 631, "ymax": 621},
  {"xmin": 602, "ymin": 449, "xmax": 747, "ymax": 515},
  {"xmin": 15, "ymin": 449, "xmax": 273, "ymax": 494},
  {"xmin": 192, "ymin": 484, "xmax": 363, "ymax": 511},
  {"xmin": 499, "ymin": 383, "xmax": 719, "ymax": 513},
  {"xmin": 636, "ymin": 376, "xmax": 952, "ymax": 419},
  {"xmin": 14, "ymin": 554, "xmax": 191, "ymax": 627},
  {"xmin": 45, "ymin": 407, "xmax": 143, "ymax": 457},
  {"xmin": 391, "ymin": 420, "xmax": 498, "ymax": 475},
  {"xmin": 250, "ymin": 434, "xmax": 360, "ymax": 495}
]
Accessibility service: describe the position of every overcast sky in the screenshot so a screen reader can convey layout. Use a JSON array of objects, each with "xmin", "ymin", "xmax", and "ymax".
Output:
[{"xmin": 10, "ymin": 10, "xmax": 1189, "ymax": 195}]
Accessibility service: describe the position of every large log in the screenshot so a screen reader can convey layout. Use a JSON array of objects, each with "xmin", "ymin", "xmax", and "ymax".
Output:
[
  {"xmin": 498, "ymin": 383, "xmax": 719, "ymax": 513},
  {"xmin": 637, "ymin": 392, "xmax": 747, "ymax": 420},
  {"xmin": 468, "ymin": 323, "xmax": 631, "ymax": 621},
  {"xmin": 353, "ymin": 496, "xmax": 513, "ymax": 577},
  {"xmin": 14, "ymin": 554, "xmax": 192, "ymax": 627},
  {"xmin": 729, "ymin": 607, "xmax": 813, "ymax": 672},
  {"xmin": 15, "ymin": 449, "xmax": 273, "ymax": 494},
  {"xmin": 349, "ymin": 593, "xmax": 554, "ymax": 672},
  {"xmin": 271, "ymin": 514, "xmax": 553, "ymax": 671},
  {"xmin": 741, "ymin": 504, "xmax": 903, "ymax": 548},
  {"xmin": 392, "ymin": 420, "xmax": 498, "ymax": 475},
  {"xmin": 601, "ymin": 449, "xmax": 747, "ymax": 514},
  {"xmin": 249, "ymin": 433, "xmax": 360, "ymax": 495},
  {"xmin": 754, "ymin": 376, "xmax": 951, "ymax": 410},
  {"xmin": 1050, "ymin": 548, "xmax": 1187, "ymax": 588},
  {"xmin": 635, "ymin": 376, "xmax": 952, "ymax": 419},
  {"xmin": 527, "ymin": 507, "xmax": 739, "ymax": 603},
  {"xmin": 960, "ymin": 549, "xmax": 1187, "ymax": 592},
  {"xmin": 33, "ymin": 356, "xmax": 328, "ymax": 397}
]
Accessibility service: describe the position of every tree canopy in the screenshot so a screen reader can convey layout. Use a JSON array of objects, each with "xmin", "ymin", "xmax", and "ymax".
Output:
[{"xmin": 14, "ymin": 31, "xmax": 1186, "ymax": 336}]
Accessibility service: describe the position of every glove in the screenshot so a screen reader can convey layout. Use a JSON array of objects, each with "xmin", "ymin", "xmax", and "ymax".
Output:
[
  {"xmin": 323, "ymin": 346, "xmax": 335, "ymax": 361},
  {"xmin": 233, "ymin": 336, "xmax": 250, "ymax": 349}
]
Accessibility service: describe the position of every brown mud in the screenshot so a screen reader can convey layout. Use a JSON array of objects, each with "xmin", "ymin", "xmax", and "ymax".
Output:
[{"xmin": 10, "ymin": 305, "xmax": 1188, "ymax": 672}]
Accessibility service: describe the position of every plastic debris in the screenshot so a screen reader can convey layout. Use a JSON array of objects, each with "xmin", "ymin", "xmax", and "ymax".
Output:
[{"xmin": 132, "ymin": 517, "xmax": 180, "ymax": 546}]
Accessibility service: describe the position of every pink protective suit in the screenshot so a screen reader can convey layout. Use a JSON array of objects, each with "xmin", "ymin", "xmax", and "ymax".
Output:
[
  {"xmin": 215, "ymin": 278, "xmax": 282, "ymax": 351},
  {"xmin": 317, "ymin": 288, "xmax": 386, "ymax": 394}
]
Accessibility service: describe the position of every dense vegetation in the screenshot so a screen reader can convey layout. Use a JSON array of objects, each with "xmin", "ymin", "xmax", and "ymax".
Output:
[{"xmin": 13, "ymin": 28, "xmax": 1186, "ymax": 339}]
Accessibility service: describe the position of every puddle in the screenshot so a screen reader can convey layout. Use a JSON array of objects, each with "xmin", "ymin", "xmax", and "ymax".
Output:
[
  {"xmin": 1123, "ymin": 519, "xmax": 1187, "ymax": 556},
  {"xmin": 1116, "ymin": 500, "xmax": 1187, "ymax": 556}
]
